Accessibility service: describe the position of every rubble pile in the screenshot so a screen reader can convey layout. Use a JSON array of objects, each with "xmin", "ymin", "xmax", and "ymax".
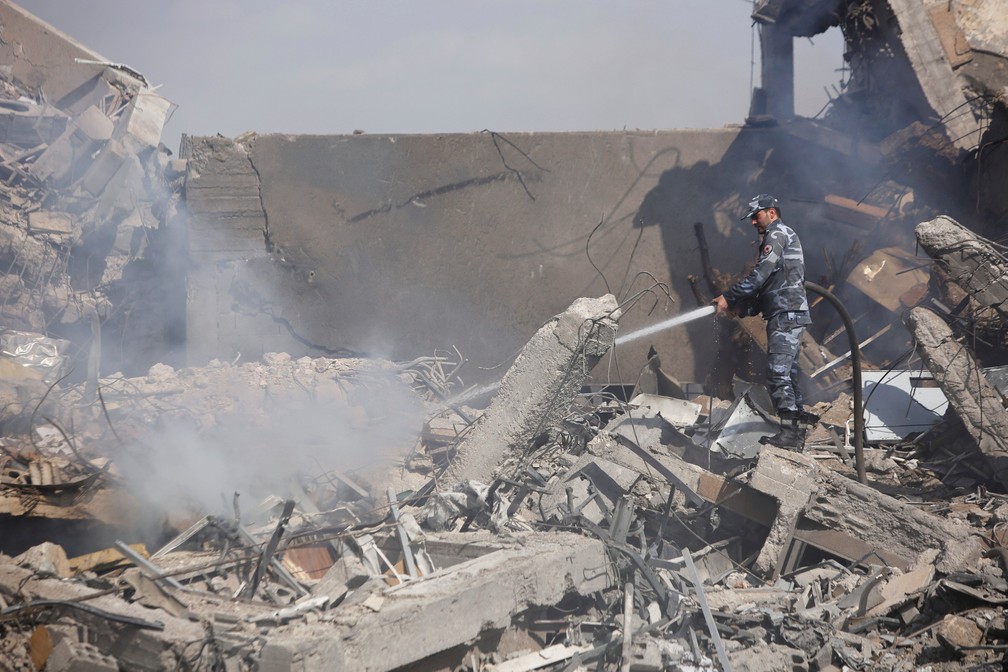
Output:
[
  {"xmin": 0, "ymin": 47, "xmax": 181, "ymax": 381},
  {"xmin": 2, "ymin": 269, "xmax": 1008, "ymax": 671},
  {"xmin": 3, "ymin": 0, "xmax": 1008, "ymax": 671}
]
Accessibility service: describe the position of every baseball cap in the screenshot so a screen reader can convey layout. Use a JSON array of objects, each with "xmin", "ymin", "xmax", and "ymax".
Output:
[{"xmin": 742, "ymin": 194, "xmax": 779, "ymax": 220}]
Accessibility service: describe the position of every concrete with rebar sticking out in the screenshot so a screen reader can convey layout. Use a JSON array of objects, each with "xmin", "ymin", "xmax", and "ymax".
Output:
[{"xmin": 444, "ymin": 294, "xmax": 620, "ymax": 485}]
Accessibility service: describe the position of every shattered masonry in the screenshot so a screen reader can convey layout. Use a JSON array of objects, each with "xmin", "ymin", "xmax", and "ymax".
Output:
[{"xmin": 3, "ymin": 1, "xmax": 1008, "ymax": 672}]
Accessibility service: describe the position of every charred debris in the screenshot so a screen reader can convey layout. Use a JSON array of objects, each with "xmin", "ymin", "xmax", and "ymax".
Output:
[{"xmin": 3, "ymin": 1, "xmax": 1008, "ymax": 671}]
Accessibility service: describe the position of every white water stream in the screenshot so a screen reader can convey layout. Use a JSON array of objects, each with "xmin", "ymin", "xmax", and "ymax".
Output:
[{"xmin": 614, "ymin": 304, "xmax": 716, "ymax": 347}]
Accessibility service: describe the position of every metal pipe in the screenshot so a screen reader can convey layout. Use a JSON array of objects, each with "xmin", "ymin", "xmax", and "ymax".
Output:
[
  {"xmin": 804, "ymin": 281, "xmax": 866, "ymax": 484},
  {"xmin": 113, "ymin": 540, "xmax": 184, "ymax": 590}
]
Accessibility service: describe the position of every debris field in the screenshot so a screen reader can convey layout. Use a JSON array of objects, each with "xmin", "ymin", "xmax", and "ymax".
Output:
[{"xmin": 3, "ymin": 1, "xmax": 1008, "ymax": 671}]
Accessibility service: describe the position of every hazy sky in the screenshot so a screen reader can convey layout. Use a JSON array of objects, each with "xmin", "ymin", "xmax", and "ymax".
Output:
[{"xmin": 18, "ymin": 1, "xmax": 845, "ymax": 153}]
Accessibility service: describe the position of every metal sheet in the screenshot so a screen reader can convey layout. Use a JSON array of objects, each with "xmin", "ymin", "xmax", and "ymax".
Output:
[
  {"xmin": 862, "ymin": 370, "xmax": 948, "ymax": 442},
  {"xmin": 628, "ymin": 393, "xmax": 702, "ymax": 427},
  {"xmin": 711, "ymin": 393, "xmax": 777, "ymax": 459}
]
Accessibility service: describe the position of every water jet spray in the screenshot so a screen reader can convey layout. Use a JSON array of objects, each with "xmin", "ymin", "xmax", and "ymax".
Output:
[{"xmin": 614, "ymin": 305, "xmax": 716, "ymax": 347}]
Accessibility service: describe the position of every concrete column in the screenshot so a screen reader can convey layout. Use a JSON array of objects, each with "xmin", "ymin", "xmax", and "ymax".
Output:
[
  {"xmin": 760, "ymin": 22, "xmax": 794, "ymax": 121},
  {"xmin": 444, "ymin": 294, "xmax": 620, "ymax": 485}
]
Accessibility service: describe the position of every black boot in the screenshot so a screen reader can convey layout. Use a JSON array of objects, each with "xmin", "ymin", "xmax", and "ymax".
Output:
[
  {"xmin": 797, "ymin": 408, "xmax": 820, "ymax": 425},
  {"xmin": 759, "ymin": 411, "xmax": 806, "ymax": 450}
]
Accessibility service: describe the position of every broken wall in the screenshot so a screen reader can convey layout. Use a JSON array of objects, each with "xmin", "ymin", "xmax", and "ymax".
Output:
[
  {"xmin": 182, "ymin": 125, "xmax": 911, "ymax": 387},
  {"xmin": 0, "ymin": 1, "xmax": 110, "ymax": 105},
  {"xmin": 0, "ymin": 1, "xmax": 185, "ymax": 384}
]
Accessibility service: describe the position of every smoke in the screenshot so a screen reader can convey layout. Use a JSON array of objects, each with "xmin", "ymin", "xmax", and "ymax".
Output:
[{"xmin": 109, "ymin": 362, "xmax": 425, "ymax": 518}]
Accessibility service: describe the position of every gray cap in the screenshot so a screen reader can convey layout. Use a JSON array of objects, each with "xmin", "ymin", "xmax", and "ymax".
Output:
[{"xmin": 741, "ymin": 194, "xmax": 779, "ymax": 220}]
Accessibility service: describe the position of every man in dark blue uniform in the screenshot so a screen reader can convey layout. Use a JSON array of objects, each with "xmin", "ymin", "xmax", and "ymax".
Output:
[{"xmin": 712, "ymin": 194, "xmax": 813, "ymax": 449}]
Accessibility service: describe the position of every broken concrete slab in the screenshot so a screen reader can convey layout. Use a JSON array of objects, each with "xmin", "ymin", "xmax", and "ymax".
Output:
[
  {"xmin": 444, "ymin": 294, "xmax": 619, "ymax": 484},
  {"xmin": 888, "ymin": 0, "xmax": 984, "ymax": 152},
  {"xmin": 538, "ymin": 452, "xmax": 642, "ymax": 523},
  {"xmin": 586, "ymin": 430, "xmax": 981, "ymax": 581},
  {"xmin": 31, "ymin": 105, "xmax": 113, "ymax": 185},
  {"xmin": 256, "ymin": 532, "xmax": 612, "ymax": 672},
  {"xmin": 111, "ymin": 91, "xmax": 172, "ymax": 154},
  {"xmin": 906, "ymin": 305, "xmax": 1008, "ymax": 488},
  {"xmin": 80, "ymin": 137, "xmax": 128, "ymax": 196},
  {"xmin": 916, "ymin": 215, "xmax": 1008, "ymax": 318},
  {"xmin": 748, "ymin": 446, "xmax": 984, "ymax": 578},
  {"xmin": 0, "ymin": 105, "xmax": 69, "ymax": 146}
]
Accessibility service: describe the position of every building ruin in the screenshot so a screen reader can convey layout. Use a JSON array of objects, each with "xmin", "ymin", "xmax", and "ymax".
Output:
[{"xmin": 2, "ymin": 0, "xmax": 1008, "ymax": 670}]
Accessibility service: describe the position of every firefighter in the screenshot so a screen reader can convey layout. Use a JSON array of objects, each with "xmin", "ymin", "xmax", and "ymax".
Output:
[{"xmin": 711, "ymin": 194, "xmax": 813, "ymax": 449}]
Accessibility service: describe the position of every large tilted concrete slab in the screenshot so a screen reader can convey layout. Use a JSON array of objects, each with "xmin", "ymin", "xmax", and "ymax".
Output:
[
  {"xmin": 445, "ymin": 294, "xmax": 619, "ymax": 484},
  {"xmin": 0, "ymin": 2, "xmax": 113, "ymax": 104},
  {"xmin": 916, "ymin": 215, "xmax": 1008, "ymax": 318},
  {"xmin": 906, "ymin": 305, "xmax": 1008, "ymax": 489},
  {"xmin": 256, "ymin": 532, "xmax": 611, "ymax": 672},
  {"xmin": 887, "ymin": 0, "xmax": 984, "ymax": 152}
]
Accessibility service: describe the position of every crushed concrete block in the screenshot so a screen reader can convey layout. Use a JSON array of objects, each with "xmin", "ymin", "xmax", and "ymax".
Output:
[
  {"xmin": 539, "ymin": 453, "xmax": 641, "ymax": 522},
  {"xmin": 81, "ymin": 137, "xmax": 127, "ymax": 196},
  {"xmin": 112, "ymin": 91, "xmax": 172, "ymax": 153},
  {"xmin": 27, "ymin": 210, "xmax": 76, "ymax": 237},
  {"xmin": 26, "ymin": 210, "xmax": 78, "ymax": 246},
  {"xmin": 725, "ymin": 640, "xmax": 807, "ymax": 672},
  {"xmin": 906, "ymin": 306, "xmax": 1008, "ymax": 490},
  {"xmin": 867, "ymin": 549, "xmax": 937, "ymax": 618},
  {"xmin": 936, "ymin": 614, "xmax": 983, "ymax": 649},
  {"xmin": 73, "ymin": 104, "xmax": 113, "ymax": 142},
  {"xmin": 31, "ymin": 106, "xmax": 111, "ymax": 185},
  {"xmin": 445, "ymin": 294, "xmax": 619, "ymax": 484},
  {"xmin": 14, "ymin": 541, "xmax": 71, "ymax": 578},
  {"xmin": 46, "ymin": 637, "xmax": 118, "ymax": 672}
]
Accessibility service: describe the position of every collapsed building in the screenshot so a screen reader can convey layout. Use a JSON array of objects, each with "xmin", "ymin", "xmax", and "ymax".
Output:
[{"xmin": 2, "ymin": 0, "xmax": 1008, "ymax": 670}]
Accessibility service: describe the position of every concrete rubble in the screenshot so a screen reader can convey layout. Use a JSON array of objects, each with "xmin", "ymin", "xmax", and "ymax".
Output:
[{"xmin": 5, "ymin": 0, "xmax": 1008, "ymax": 671}]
